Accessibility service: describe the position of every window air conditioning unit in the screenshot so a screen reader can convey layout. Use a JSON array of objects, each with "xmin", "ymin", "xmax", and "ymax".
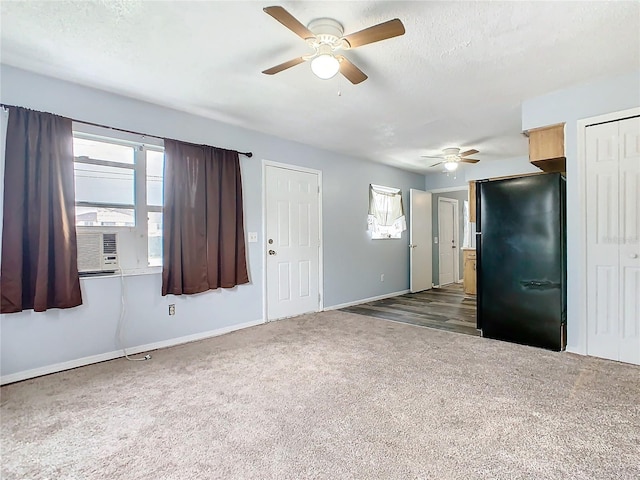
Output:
[{"xmin": 76, "ymin": 232, "xmax": 119, "ymax": 274}]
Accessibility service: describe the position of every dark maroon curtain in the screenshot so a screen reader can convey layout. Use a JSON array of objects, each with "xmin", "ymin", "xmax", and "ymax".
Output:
[
  {"xmin": 1, "ymin": 107, "xmax": 82, "ymax": 313},
  {"xmin": 162, "ymin": 139, "xmax": 249, "ymax": 295}
]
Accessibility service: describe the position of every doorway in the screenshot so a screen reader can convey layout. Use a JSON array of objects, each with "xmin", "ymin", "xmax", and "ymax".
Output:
[
  {"xmin": 582, "ymin": 113, "xmax": 639, "ymax": 365},
  {"xmin": 264, "ymin": 162, "xmax": 322, "ymax": 321},
  {"xmin": 409, "ymin": 189, "xmax": 432, "ymax": 293},
  {"xmin": 438, "ymin": 197, "xmax": 459, "ymax": 286}
]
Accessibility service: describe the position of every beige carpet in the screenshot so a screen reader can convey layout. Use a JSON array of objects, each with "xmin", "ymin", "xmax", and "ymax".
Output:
[{"xmin": 1, "ymin": 311, "xmax": 639, "ymax": 479}]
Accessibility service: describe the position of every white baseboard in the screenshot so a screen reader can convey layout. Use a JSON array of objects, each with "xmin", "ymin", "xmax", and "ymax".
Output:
[
  {"xmin": 565, "ymin": 346, "xmax": 586, "ymax": 356},
  {"xmin": 1, "ymin": 318, "xmax": 264, "ymax": 385},
  {"xmin": 323, "ymin": 289, "xmax": 410, "ymax": 311}
]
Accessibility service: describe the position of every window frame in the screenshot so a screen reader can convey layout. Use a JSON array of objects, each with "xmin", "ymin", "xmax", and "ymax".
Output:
[
  {"xmin": 74, "ymin": 151, "xmax": 137, "ymax": 225},
  {"xmin": 368, "ymin": 184, "xmax": 406, "ymax": 240},
  {"xmin": 72, "ymin": 123, "xmax": 164, "ymax": 274}
]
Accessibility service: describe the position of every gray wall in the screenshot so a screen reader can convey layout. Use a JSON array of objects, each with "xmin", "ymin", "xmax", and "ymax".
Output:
[
  {"xmin": 430, "ymin": 190, "xmax": 468, "ymax": 286},
  {"xmin": 0, "ymin": 65, "xmax": 425, "ymax": 379},
  {"xmin": 522, "ymin": 69, "xmax": 640, "ymax": 355}
]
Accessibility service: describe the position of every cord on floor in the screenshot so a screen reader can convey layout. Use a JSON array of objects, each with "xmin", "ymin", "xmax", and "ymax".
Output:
[{"xmin": 116, "ymin": 267, "xmax": 152, "ymax": 362}]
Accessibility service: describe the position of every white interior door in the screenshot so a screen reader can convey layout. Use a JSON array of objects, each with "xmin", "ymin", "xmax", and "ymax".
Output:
[
  {"xmin": 619, "ymin": 117, "xmax": 640, "ymax": 364},
  {"xmin": 586, "ymin": 116, "xmax": 640, "ymax": 365},
  {"xmin": 409, "ymin": 189, "xmax": 432, "ymax": 292},
  {"xmin": 265, "ymin": 165, "xmax": 320, "ymax": 321},
  {"xmin": 438, "ymin": 198, "xmax": 458, "ymax": 286}
]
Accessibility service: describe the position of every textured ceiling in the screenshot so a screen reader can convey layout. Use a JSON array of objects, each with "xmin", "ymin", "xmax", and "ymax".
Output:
[{"xmin": 1, "ymin": 1, "xmax": 639, "ymax": 173}]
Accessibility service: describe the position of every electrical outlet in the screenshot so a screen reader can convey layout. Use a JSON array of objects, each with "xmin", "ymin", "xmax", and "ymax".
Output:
[
  {"xmin": 169, "ymin": 304, "xmax": 175, "ymax": 316},
  {"xmin": 380, "ymin": 274, "xmax": 384, "ymax": 282}
]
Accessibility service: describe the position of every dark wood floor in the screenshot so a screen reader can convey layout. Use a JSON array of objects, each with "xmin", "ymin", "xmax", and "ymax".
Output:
[{"xmin": 341, "ymin": 283, "xmax": 479, "ymax": 336}]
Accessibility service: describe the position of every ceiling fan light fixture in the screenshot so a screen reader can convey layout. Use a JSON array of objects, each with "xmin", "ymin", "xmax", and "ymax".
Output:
[
  {"xmin": 310, "ymin": 53, "xmax": 340, "ymax": 79},
  {"xmin": 444, "ymin": 161, "xmax": 459, "ymax": 172}
]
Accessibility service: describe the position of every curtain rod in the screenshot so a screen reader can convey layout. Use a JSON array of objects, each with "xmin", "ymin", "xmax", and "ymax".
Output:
[{"xmin": 0, "ymin": 103, "xmax": 253, "ymax": 158}]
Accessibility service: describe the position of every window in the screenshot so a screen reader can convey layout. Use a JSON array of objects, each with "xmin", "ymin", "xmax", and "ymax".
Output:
[
  {"xmin": 72, "ymin": 126, "xmax": 164, "ymax": 270},
  {"xmin": 146, "ymin": 149, "xmax": 164, "ymax": 266},
  {"xmin": 74, "ymin": 137, "xmax": 136, "ymax": 227},
  {"xmin": 367, "ymin": 184, "xmax": 406, "ymax": 239}
]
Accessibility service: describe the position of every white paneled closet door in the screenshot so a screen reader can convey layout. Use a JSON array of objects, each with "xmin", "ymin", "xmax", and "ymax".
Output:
[{"xmin": 586, "ymin": 116, "xmax": 640, "ymax": 365}]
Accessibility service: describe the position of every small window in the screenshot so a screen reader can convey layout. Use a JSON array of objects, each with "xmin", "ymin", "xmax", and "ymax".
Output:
[
  {"xmin": 74, "ymin": 136, "xmax": 136, "ymax": 227},
  {"xmin": 73, "ymin": 130, "xmax": 164, "ymax": 269},
  {"xmin": 367, "ymin": 184, "xmax": 406, "ymax": 239},
  {"xmin": 146, "ymin": 149, "xmax": 164, "ymax": 207},
  {"xmin": 146, "ymin": 149, "xmax": 164, "ymax": 267},
  {"xmin": 73, "ymin": 137, "xmax": 135, "ymax": 164}
]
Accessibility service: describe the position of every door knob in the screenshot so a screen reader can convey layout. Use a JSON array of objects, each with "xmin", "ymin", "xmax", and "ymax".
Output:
[
  {"xmin": 409, "ymin": 244, "xmax": 417, "ymax": 248},
  {"xmin": 630, "ymin": 253, "xmax": 638, "ymax": 259},
  {"xmin": 268, "ymin": 250, "xmax": 276, "ymax": 255}
]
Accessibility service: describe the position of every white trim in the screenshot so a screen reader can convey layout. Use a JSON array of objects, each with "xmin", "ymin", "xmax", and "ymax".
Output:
[
  {"xmin": 579, "ymin": 107, "xmax": 640, "ymax": 128},
  {"xmin": 318, "ymin": 170, "xmax": 324, "ymax": 312},
  {"xmin": 428, "ymin": 185, "xmax": 469, "ymax": 194},
  {"xmin": 438, "ymin": 197, "xmax": 460, "ymax": 285},
  {"xmin": 262, "ymin": 159, "xmax": 322, "ymax": 176},
  {"xmin": 371, "ymin": 183, "xmax": 401, "ymax": 194},
  {"xmin": 566, "ymin": 347, "xmax": 586, "ymax": 356},
  {"xmin": 1, "ymin": 318, "xmax": 264, "ymax": 386},
  {"xmin": 323, "ymin": 289, "xmax": 410, "ymax": 311},
  {"xmin": 576, "ymin": 106, "xmax": 640, "ymax": 356},
  {"xmin": 262, "ymin": 160, "xmax": 324, "ymax": 321}
]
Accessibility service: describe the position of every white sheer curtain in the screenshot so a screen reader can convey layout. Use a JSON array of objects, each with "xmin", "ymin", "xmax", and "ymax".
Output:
[{"xmin": 367, "ymin": 184, "xmax": 406, "ymax": 239}]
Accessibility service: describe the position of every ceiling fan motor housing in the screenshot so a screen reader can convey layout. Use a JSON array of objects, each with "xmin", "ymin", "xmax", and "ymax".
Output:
[
  {"xmin": 262, "ymin": 7, "xmax": 404, "ymax": 85},
  {"xmin": 307, "ymin": 18, "xmax": 344, "ymax": 48},
  {"xmin": 443, "ymin": 147, "xmax": 461, "ymax": 160}
]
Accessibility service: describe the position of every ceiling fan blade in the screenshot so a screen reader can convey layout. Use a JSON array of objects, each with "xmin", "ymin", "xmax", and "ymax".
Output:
[
  {"xmin": 263, "ymin": 6, "xmax": 316, "ymax": 40},
  {"xmin": 459, "ymin": 158, "xmax": 480, "ymax": 164},
  {"xmin": 460, "ymin": 149, "xmax": 479, "ymax": 157},
  {"xmin": 421, "ymin": 155, "xmax": 443, "ymax": 159},
  {"xmin": 336, "ymin": 56, "xmax": 368, "ymax": 84},
  {"xmin": 429, "ymin": 162, "xmax": 444, "ymax": 167},
  {"xmin": 262, "ymin": 57, "xmax": 306, "ymax": 75},
  {"xmin": 342, "ymin": 19, "xmax": 405, "ymax": 49}
]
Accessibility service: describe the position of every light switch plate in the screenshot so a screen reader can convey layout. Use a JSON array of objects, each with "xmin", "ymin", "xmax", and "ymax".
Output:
[
  {"xmin": 248, "ymin": 232, "xmax": 258, "ymax": 243},
  {"xmin": 434, "ymin": 237, "xmax": 439, "ymax": 244}
]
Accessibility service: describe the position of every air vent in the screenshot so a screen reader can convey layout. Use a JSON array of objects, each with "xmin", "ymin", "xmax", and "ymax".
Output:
[{"xmin": 103, "ymin": 233, "xmax": 117, "ymax": 254}]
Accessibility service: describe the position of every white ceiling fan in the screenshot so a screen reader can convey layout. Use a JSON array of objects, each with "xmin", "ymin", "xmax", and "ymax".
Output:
[
  {"xmin": 422, "ymin": 147, "xmax": 480, "ymax": 171},
  {"xmin": 261, "ymin": 6, "xmax": 405, "ymax": 84}
]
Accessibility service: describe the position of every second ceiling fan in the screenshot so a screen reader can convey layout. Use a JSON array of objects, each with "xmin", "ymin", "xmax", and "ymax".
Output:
[
  {"xmin": 423, "ymin": 148, "xmax": 481, "ymax": 172},
  {"xmin": 262, "ymin": 6, "xmax": 405, "ymax": 84}
]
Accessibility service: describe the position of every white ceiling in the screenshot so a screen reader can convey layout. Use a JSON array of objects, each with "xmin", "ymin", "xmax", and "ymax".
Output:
[{"xmin": 1, "ymin": 1, "xmax": 639, "ymax": 173}]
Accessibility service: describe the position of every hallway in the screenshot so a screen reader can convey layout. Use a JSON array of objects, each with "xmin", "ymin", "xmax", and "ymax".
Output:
[{"xmin": 341, "ymin": 283, "xmax": 478, "ymax": 336}]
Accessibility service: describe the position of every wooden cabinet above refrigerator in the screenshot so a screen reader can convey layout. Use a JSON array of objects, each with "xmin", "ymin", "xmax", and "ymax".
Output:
[{"xmin": 526, "ymin": 123, "xmax": 566, "ymax": 173}]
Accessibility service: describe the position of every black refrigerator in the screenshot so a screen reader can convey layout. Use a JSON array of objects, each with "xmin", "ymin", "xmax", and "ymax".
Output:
[{"xmin": 476, "ymin": 173, "xmax": 566, "ymax": 351}]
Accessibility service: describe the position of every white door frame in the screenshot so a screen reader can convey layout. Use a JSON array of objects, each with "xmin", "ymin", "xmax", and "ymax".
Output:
[
  {"xmin": 262, "ymin": 159, "xmax": 324, "ymax": 322},
  {"xmin": 576, "ymin": 106, "xmax": 640, "ymax": 355},
  {"xmin": 438, "ymin": 197, "xmax": 460, "ymax": 285}
]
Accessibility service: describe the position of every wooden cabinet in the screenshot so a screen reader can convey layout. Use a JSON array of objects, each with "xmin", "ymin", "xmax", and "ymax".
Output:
[
  {"xmin": 469, "ymin": 181, "xmax": 476, "ymax": 223},
  {"xmin": 463, "ymin": 249, "xmax": 476, "ymax": 295},
  {"xmin": 527, "ymin": 123, "xmax": 566, "ymax": 173}
]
